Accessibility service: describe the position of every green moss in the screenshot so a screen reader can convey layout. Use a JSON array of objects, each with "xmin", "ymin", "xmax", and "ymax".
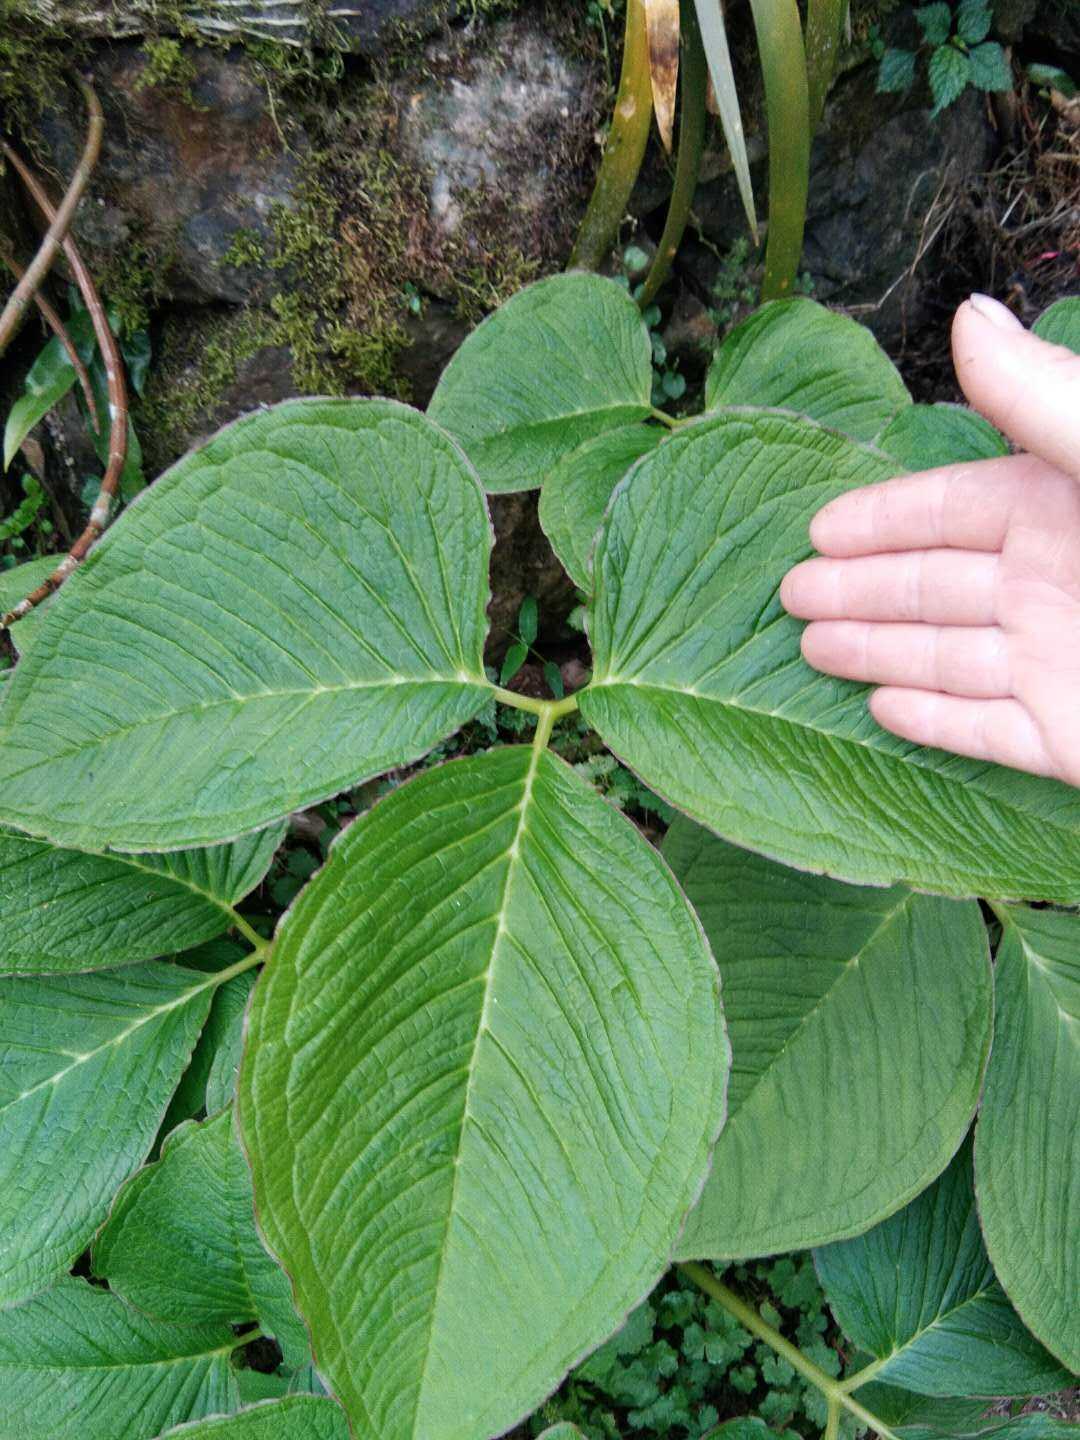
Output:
[{"xmin": 133, "ymin": 37, "xmax": 198, "ymax": 100}]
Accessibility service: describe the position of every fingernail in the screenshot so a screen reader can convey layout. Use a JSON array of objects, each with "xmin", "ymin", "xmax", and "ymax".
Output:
[{"xmin": 967, "ymin": 293, "xmax": 1024, "ymax": 332}]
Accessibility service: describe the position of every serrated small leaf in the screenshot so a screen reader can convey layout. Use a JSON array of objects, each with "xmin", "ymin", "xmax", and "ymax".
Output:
[
  {"xmin": 916, "ymin": 3, "xmax": 953, "ymax": 45},
  {"xmin": 1026, "ymin": 63, "xmax": 1077, "ymax": 98},
  {"xmin": 3, "ymin": 334, "xmax": 81, "ymax": 470},
  {"xmin": 538, "ymin": 424, "xmax": 661, "ymax": 589},
  {"xmin": 428, "ymin": 273, "xmax": 653, "ymax": 493},
  {"xmin": 1033, "ymin": 297, "xmax": 1080, "ymax": 353},
  {"xmin": 580, "ymin": 410, "xmax": 1080, "ymax": 899},
  {"xmin": 967, "ymin": 41, "xmax": 1012, "ymax": 92},
  {"xmin": 666, "ymin": 821, "xmax": 991, "ymax": 1259},
  {"xmin": 974, "ymin": 905, "xmax": 1080, "ymax": 1371},
  {"xmin": 0, "ymin": 821, "xmax": 282, "ymax": 973},
  {"xmin": 517, "ymin": 594, "xmax": 538, "ymax": 646},
  {"xmin": 500, "ymin": 640, "xmax": 528, "ymax": 685},
  {"xmin": 0, "ymin": 399, "xmax": 493, "ymax": 851},
  {"xmin": 0, "ymin": 962, "xmax": 218, "ymax": 1304},
  {"xmin": 94, "ymin": 1108, "xmax": 308, "ymax": 1366},
  {"xmin": 704, "ymin": 299, "xmax": 911, "ymax": 440},
  {"xmin": 814, "ymin": 1144, "xmax": 1071, "ymax": 1397},
  {"xmin": 0, "ymin": 554, "xmax": 61, "ymax": 654},
  {"xmin": 878, "ymin": 403, "xmax": 1008, "ymax": 470},
  {"xmin": 929, "ymin": 45, "xmax": 972, "ymax": 115},
  {"xmin": 877, "ymin": 48, "xmax": 918, "ymax": 93},
  {"xmin": 0, "ymin": 1278, "xmax": 239, "ymax": 1440},
  {"xmin": 240, "ymin": 745, "xmax": 726, "ymax": 1440},
  {"xmin": 154, "ymin": 1398, "xmax": 350, "ymax": 1439},
  {"xmin": 956, "ymin": 0, "xmax": 992, "ymax": 43}
]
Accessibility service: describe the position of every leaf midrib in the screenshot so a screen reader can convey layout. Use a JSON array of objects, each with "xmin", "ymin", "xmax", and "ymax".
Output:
[{"xmin": 412, "ymin": 745, "xmax": 541, "ymax": 1426}]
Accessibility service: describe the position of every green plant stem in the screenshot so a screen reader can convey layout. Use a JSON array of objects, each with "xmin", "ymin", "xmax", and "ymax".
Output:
[
  {"xmin": 650, "ymin": 406, "xmax": 679, "ymax": 428},
  {"xmin": 804, "ymin": 0, "xmax": 846, "ymax": 130},
  {"xmin": 679, "ymin": 1264, "xmax": 899, "ymax": 1440},
  {"xmin": 230, "ymin": 909, "xmax": 271, "ymax": 955},
  {"xmin": 747, "ymin": 0, "xmax": 811, "ymax": 300},
  {"xmin": 493, "ymin": 686, "xmax": 580, "ymax": 723},
  {"xmin": 205, "ymin": 944, "xmax": 268, "ymax": 990},
  {"xmin": 569, "ymin": 0, "xmax": 654, "ymax": 271},
  {"xmin": 838, "ymin": 1355, "xmax": 889, "ymax": 1393},
  {"xmin": 825, "ymin": 1395, "xmax": 842, "ymax": 1440},
  {"xmin": 639, "ymin": 0, "xmax": 708, "ymax": 308},
  {"xmin": 229, "ymin": 1326, "xmax": 264, "ymax": 1351}
]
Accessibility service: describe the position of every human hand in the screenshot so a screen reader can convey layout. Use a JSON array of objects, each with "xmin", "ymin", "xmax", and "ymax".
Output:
[{"xmin": 780, "ymin": 294, "xmax": 1080, "ymax": 787}]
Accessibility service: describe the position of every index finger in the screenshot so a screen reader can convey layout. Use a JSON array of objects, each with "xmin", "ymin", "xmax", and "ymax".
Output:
[{"xmin": 809, "ymin": 454, "xmax": 1057, "ymax": 557}]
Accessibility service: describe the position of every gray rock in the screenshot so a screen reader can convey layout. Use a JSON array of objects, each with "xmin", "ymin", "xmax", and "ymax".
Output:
[{"xmin": 36, "ymin": 43, "xmax": 303, "ymax": 304}]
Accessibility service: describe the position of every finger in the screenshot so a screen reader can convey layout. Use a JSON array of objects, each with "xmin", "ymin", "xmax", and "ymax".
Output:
[
  {"xmin": 869, "ymin": 688, "xmax": 1056, "ymax": 778},
  {"xmin": 801, "ymin": 622, "xmax": 1011, "ymax": 698},
  {"xmin": 781, "ymin": 550, "xmax": 999, "ymax": 625},
  {"xmin": 953, "ymin": 295, "xmax": 1080, "ymax": 482},
  {"xmin": 807, "ymin": 456, "xmax": 1058, "ymax": 558}
]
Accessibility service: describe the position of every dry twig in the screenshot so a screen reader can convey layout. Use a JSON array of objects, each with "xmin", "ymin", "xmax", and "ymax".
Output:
[{"xmin": 0, "ymin": 75, "xmax": 102, "ymax": 361}]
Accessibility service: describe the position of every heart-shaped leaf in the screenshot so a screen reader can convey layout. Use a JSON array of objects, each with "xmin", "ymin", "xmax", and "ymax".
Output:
[
  {"xmin": 814, "ymin": 1144, "xmax": 1071, "ymax": 1397},
  {"xmin": 580, "ymin": 410, "xmax": 1080, "ymax": 899},
  {"xmin": 0, "ymin": 1278, "xmax": 240, "ymax": 1440},
  {"xmin": 666, "ymin": 820, "xmax": 991, "ymax": 1258},
  {"xmin": 94, "ymin": 1108, "xmax": 308, "ymax": 1366},
  {"xmin": 0, "ymin": 962, "xmax": 217, "ymax": 1305},
  {"xmin": 0, "ymin": 822, "xmax": 282, "ymax": 973},
  {"xmin": 705, "ymin": 299, "xmax": 911, "ymax": 440},
  {"xmin": 240, "ymin": 744, "xmax": 726, "ymax": 1440},
  {"xmin": 428, "ymin": 273, "xmax": 654, "ymax": 493},
  {"xmin": 974, "ymin": 904, "xmax": 1080, "ymax": 1372},
  {"xmin": 0, "ymin": 400, "xmax": 493, "ymax": 851},
  {"xmin": 538, "ymin": 424, "xmax": 662, "ymax": 589}
]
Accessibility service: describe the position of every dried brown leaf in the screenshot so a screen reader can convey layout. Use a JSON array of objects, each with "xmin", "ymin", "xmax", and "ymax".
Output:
[{"xmin": 646, "ymin": 0, "xmax": 680, "ymax": 152}]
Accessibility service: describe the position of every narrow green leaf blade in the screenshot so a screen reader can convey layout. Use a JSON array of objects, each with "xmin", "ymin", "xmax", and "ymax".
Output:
[
  {"xmin": 0, "ymin": 822, "xmax": 282, "ymax": 973},
  {"xmin": 974, "ymin": 905, "xmax": 1080, "ymax": 1371},
  {"xmin": 878, "ymin": 403, "xmax": 1008, "ymax": 470},
  {"xmin": 1033, "ymin": 297, "xmax": 1080, "ymax": 353},
  {"xmin": 428, "ymin": 274, "xmax": 654, "ymax": 493},
  {"xmin": 204, "ymin": 987, "xmax": 250, "ymax": 1113},
  {"xmin": 0, "ymin": 962, "xmax": 216, "ymax": 1304},
  {"xmin": 154, "ymin": 1398, "xmax": 350, "ymax": 1439},
  {"xmin": 692, "ymin": 0, "xmax": 758, "ymax": 240},
  {"xmin": 704, "ymin": 299, "xmax": 911, "ymax": 440},
  {"xmin": 0, "ymin": 399, "xmax": 493, "ymax": 851},
  {"xmin": 666, "ymin": 820, "xmax": 991, "ymax": 1258},
  {"xmin": 538, "ymin": 424, "xmax": 662, "ymax": 589},
  {"xmin": 94, "ymin": 1107, "xmax": 308, "ymax": 1364},
  {"xmin": 0, "ymin": 1279, "xmax": 239, "ymax": 1440},
  {"xmin": 3, "ymin": 334, "xmax": 79, "ymax": 470},
  {"xmin": 814, "ymin": 1144, "xmax": 1071, "ymax": 1397},
  {"xmin": 240, "ymin": 745, "xmax": 726, "ymax": 1440},
  {"xmin": 580, "ymin": 411, "xmax": 1080, "ymax": 899}
]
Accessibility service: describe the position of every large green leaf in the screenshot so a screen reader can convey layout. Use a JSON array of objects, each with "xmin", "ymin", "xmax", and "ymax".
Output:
[
  {"xmin": 666, "ymin": 820, "xmax": 991, "ymax": 1258},
  {"xmin": 94, "ymin": 1107, "xmax": 308, "ymax": 1366},
  {"xmin": 538, "ymin": 424, "xmax": 662, "ymax": 589},
  {"xmin": 878, "ymin": 403, "xmax": 1008, "ymax": 471},
  {"xmin": 704, "ymin": 299, "xmax": 911, "ymax": 440},
  {"xmin": 974, "ymin": 904, "xmax": 1080, "ymax": 1372},
  {"xmin": 428, "ymin": 273, "xmax": 654, "ymax": 493},
  {"xmin": 814, "ymin": 1144, "xmax": 1071, "ymax": 1397},
  {"xmin": 240, "ymin": 744, "xmax": 726, "ymax": 1440},
  {"xmin": 0, "ymin": 1278, "xmax": 240, "ymax": 1439},
  {"xmin": 155, "ymin": 1398, "xmax": 350, "ymax": 1439},
  {"xmin": 0, "ymin": 556, "xmax": 60, "ymax": 656},
  {"xmin": 1032, "ymin": 297, "xmax": 1080, "ymax": 353},
  {"xmin": 0, "ymin": 822, "xmax": 282, "ymax": 973},
  {"xmin": 858, "ymin": 1383, "xmax": 1080, "ymax": 1440},
  {"xmin": 0, "ymin": 399, "xmax": 492, "ymax": 852},
  {"xmin": 579, "ymin": 411, "xmax": 1080, "ymax": 899},
  {"xmin": 0, "ymin": 962, "xmax": 216, "ymax": 1305}
]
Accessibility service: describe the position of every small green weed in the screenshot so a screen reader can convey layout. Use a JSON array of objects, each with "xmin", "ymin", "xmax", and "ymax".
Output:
[{"xmin": 873, "ymin": 1, "xmax": 1012, "ymax": 116}]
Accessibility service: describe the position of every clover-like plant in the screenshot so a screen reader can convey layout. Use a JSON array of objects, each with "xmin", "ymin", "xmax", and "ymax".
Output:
[{"xmin": 0, "ymin": 276, "xmax": 1074, "ymax": 1440}]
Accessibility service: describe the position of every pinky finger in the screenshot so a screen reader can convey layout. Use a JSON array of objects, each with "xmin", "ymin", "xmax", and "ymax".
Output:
[{"xmin": 869, "ymin": 688, "xmax": 1058, "ymax": 780}]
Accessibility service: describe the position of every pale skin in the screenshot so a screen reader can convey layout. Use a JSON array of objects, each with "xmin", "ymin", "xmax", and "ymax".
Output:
[{"xmin": 780, "ymin": 293, "xmax": 1080, "ymax": 788}]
